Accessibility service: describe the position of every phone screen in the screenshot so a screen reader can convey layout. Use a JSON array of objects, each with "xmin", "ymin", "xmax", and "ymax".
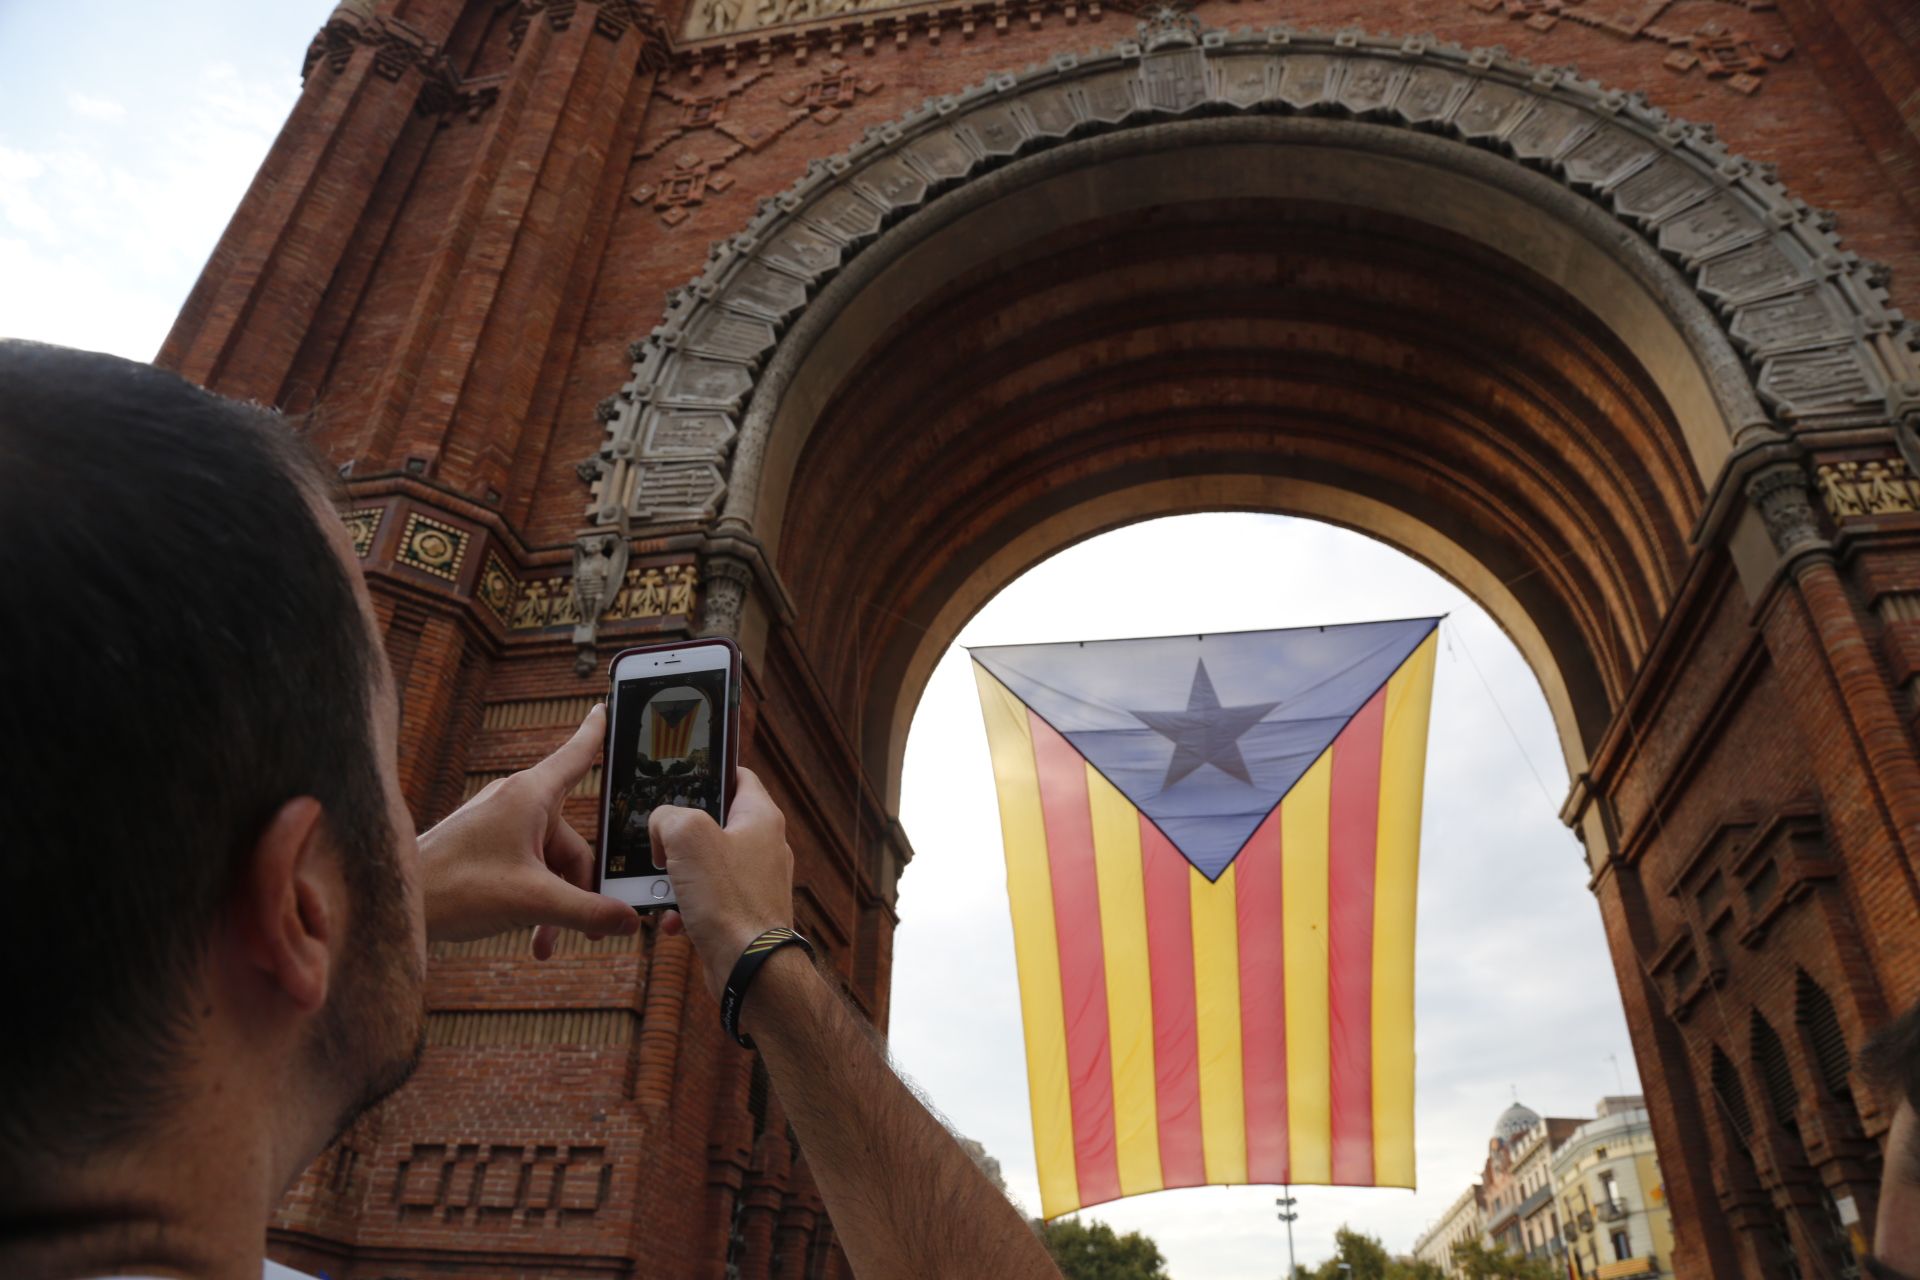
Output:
[{"xmin": 604, "ymin": 665, "xmax": 729, "ymax": 879}]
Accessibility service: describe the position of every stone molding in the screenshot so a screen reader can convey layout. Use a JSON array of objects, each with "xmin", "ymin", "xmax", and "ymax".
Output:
[{"xmin": 572, "ymin": 20, "xmax": 1920, "ymax": 644}]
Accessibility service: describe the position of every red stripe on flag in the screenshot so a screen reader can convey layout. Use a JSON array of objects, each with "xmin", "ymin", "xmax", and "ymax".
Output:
[
  {"xmin": 1328, "ymin": 687, "xmax": 1387, "ymax": 1184},
  {"xmin": 1234, "ymin": 805, "xmax": 1289, "ymax": 1184},
  {"xmin": 1139, "ymin": 814, "xmax": 1207, "ymax": 1189},
  {"xmin": 1028, "ymin": 712, "xmax": 1122, "ymax": 1208}
]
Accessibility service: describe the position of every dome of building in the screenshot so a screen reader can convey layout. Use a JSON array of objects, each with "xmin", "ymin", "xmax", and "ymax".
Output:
[{"xmin": 1493, "ymin": 1101, "xmax": 1541, "ymax": 1144}]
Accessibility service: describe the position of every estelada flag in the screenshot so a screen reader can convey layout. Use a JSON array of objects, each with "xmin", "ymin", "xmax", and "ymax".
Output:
[
  {"xmin": 970, "ymin": 618, "xmax": 1440, "ymax": 1217},
  {"xmin": 648, "ymin": 696, "xmax": 702, "ymax": 760}
]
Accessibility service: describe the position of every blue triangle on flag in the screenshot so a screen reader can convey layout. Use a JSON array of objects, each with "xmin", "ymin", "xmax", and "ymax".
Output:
[{"xmin": 971, "ymin": 617, "xmax": 1440, "ymax": 880}]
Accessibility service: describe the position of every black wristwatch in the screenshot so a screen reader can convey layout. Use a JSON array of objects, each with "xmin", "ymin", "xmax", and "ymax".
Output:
[{"xmin": 720, "ymin": 926, "xmax": 815, "ymax": 1049}]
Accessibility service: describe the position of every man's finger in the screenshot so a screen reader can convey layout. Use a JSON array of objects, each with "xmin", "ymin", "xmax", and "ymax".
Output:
[
  {"xmin": 533, "ymin": 923, "xmax": 558, "ymax": 960},
  {"xmin": 523, "ymin": 703, "xmax": 606, "ymax": 801},
  {"xmin": 659, "ymin": 909, "xmax": 685, "ymax": 936},
  {"xmin": 724, "ymin": 766, "xmax": 780, "ymax": 832},
  {"xmin": 546, "ymin": 819, "xmax": 595, "ymax": 893}
]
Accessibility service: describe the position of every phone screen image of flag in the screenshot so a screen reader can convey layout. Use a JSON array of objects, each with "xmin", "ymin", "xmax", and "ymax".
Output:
[
  {"xmin": 648, "ymin": 696, "xmax": 703, "ymax": 760},
  {"xmin": 970, "ymin": 618, "xmax": 1440, "ymax": 1218}
]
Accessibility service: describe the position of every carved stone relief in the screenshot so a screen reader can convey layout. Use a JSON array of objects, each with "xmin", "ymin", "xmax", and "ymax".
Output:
[
  {"xmin": 1815, "ymin": 457, "xmax": 1920, "ymax": 521},
  {"xmin": 630, "ymin": 62, "xmax": 883, "ymax": 229},
  {"xmin": 1463, "ymin": 0, "xmax": 1793, "ymax": 96}
]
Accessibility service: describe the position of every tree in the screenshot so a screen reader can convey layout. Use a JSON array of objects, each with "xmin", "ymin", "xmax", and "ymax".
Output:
[
  {"xmin": 1311, "ymin": 1225, "xmax": 1395, "ymax": 1280},
  {"xmin": 1449, "ymin": 1239, "xmax": 1561, "ymax": 1280},
  {"xmin": 1033, "ymin": 1217, "xmax": 1171, "ymax": 1280},
  {"xmin": 1300, "ymin": 1227, "xmax": 1449, "ymax": 1280}
]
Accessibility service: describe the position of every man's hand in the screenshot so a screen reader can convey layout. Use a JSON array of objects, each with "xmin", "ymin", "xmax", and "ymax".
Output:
[
  {"xmin": 418, "ymin": 704, "xmax": 637, "ymax": 959},
  {"xmin": 651, "ymin": 767, "xmax": 792, "ymax": 1000}
]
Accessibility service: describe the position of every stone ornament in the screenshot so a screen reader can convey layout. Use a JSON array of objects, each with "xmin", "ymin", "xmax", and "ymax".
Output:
[
  {"xmin": 396, "ymin": 512, "xmax": 470, "ymax": 582},
  {"xmin": 1746, "ymin": 463, "xmax": 1823, "ymax": 559},
  {"xmin": 570, "ymin": 529, "xmax": 633, "ymax": 671},
  {"xmin": 342, "ymin": 506, "xmax": 384, "ymax": 559},
  {"xmin": 478, "ymin": 552, "xmax": 518, "ymax": 626}
]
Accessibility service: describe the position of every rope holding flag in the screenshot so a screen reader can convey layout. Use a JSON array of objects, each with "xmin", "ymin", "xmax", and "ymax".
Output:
[{"xmin": 971, "ymin": 618, "xmax": 1441, "ymax": 1217}]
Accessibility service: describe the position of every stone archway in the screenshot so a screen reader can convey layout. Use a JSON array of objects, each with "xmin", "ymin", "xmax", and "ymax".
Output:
[
  {"xmin": 576, "ymin": 16, "xmax": 1917, "ymax": 578},
  {"xmin": 566, "ymin": 19, "xmax": 1920, "ymax": 1277}
]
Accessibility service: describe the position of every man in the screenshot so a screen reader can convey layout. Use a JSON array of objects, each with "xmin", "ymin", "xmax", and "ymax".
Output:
[
  {"xmin": 1862, "ymin": 997, "xmax": 1920, "ymax": 1279},
  {"xmin": 0, "ymin": 342, "xmax": 1059, "ymax": 1280}
]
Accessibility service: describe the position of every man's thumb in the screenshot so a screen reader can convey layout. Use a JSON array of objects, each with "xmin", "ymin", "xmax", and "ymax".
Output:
[{"xmin": 541, "ymin": 881, "xmax": 640, "ymax": 939}]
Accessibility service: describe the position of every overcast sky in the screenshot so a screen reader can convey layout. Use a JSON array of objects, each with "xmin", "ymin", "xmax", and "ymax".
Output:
[{"xmin": 1, "ymin": 4, "xmax": 1641, "ymax": 1274}]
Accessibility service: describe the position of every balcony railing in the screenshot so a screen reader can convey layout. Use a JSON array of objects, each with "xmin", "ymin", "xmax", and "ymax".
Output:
[
  {"xmin": 1597, "ymin": 1199, "xmax": 1630, "ymax": 1223},
  {"xmin": 1594, "ymin": 1257, "xmax": 1658, "ymax": 1280}
]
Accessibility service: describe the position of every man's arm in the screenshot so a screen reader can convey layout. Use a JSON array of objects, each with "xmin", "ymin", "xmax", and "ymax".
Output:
[{"xmin": 653, "ymin": 771, "xmax": 1062, "ymax": 1280}]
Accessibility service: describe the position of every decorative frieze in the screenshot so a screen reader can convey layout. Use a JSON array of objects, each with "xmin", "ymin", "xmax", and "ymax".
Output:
[
  {"xmin": 1815, "ymin": 457, "xmax": 1920, "ymax": 520},
  {"xmin": 496, "ymin": 562, "xmax": 699, "ymax": 631}
]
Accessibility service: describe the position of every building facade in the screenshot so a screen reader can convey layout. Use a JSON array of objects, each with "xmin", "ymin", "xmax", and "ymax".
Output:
[
  {"xmin": 1481, "ymin": 1103, "xmax": 1578, "ymax": 1264},
  {"xmin": 163, "ymin": 0, "xmax": 1920, "ymax": 1274},
  {"xmin": 1553, "ymin": 1098, "xmax": 1681, "ymax": 1280},
  {"xmin": 1413, "ymin": 1181, "xmax": 1484, "ymax": 1279}
]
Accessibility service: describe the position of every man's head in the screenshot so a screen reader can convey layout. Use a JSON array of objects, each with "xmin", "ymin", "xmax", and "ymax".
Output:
[
  {"xmin": 1861, "ymin": 997, "xmax": 1920, "ymax": 1277},
  {"xmin": 0, "ymin": 341, "xmax": 425, "ymax": 1196}
]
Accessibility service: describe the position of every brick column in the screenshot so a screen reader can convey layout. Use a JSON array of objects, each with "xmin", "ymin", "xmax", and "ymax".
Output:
[
  {"xmin": 159, "ymin": 4, "xmax": 455, "ymax": 400},
  {"xmin": 1747, "ymin": 464, "xmax": 1920, "ymax": 996},
  {"xmin": 360, "ymin": 1, "xmax": 668, "ymax": 506}
]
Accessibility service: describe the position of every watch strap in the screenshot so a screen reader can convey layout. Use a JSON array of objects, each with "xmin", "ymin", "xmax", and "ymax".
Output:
[{"xmin": 720, "ymin": 926, "xmax": 814, "ymax": 1049}]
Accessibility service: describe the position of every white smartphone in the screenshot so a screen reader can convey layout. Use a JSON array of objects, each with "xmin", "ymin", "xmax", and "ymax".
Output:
[{"xmin": 597, "ymin": 638, "xmax": 741, "ymax": 910}]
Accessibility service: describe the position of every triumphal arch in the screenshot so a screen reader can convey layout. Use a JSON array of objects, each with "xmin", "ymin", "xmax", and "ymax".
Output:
[{"xmin": 163, "ymin": 0, "xmax": 1920, "ymax": 1273}]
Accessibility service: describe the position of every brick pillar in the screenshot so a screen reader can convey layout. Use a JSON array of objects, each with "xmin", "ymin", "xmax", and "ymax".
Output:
[
  {"xmin": 358, "ymin": 1, "xmax": 667, "ymax": 506},
  {"xmin": 1747, "ymin": 465, "xmax": 1920, "ymax": 994},
  {"xmin": 159, "ymin": 4, "xmax": 458, "ymax": 399}
]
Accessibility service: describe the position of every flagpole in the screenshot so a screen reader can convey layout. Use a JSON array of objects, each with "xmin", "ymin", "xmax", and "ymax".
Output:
[{"xmin": 1276, "ymin": 1187, "xmax": 1297, "ymax": 1277}]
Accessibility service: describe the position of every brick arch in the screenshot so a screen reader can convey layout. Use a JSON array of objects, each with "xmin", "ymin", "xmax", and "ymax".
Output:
[{"xmin": 581, "ymin": 19, "xmax": 1917, "ymax": 559}]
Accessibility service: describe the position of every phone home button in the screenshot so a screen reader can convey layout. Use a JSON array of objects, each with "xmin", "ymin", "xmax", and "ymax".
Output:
[{"xmin": 650, "ymin": 880, "xmax": 670, "ymax": 899}]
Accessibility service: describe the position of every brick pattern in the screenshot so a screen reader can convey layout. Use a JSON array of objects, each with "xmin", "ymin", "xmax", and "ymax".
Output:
[{"xmin": 156, "ymin": 0, "xmax": 1920, "ymax": 1275}]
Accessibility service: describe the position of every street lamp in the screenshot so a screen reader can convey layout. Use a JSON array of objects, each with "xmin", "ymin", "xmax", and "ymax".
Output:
[{"xmin": 1277, "ymin": 1187, "xmax": 1298, "ymax": 1278}]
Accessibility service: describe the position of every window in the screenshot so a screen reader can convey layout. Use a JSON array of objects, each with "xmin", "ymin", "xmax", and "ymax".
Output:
[
  {"xmin": 1612, "ymin": 1230, "xmax": 1633, "ymax": 1261},
  {"xmin": 1599, "ymin": 1171, "xmax": 1620, "ymax": 1209}
]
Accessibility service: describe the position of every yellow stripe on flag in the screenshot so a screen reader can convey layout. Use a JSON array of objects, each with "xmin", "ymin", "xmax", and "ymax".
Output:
[
  {"xmin": 972, "ymin": 665, "xmax": 1080, "ymax": 1217},
  {"xmin": 1086, "ymin": 765, "xmax": 1163, "ymax": 1197},
  {"xmin": 1371, "ymin": 631, "xmax": 1437, "ymax": 1188},
  {"xmin": 1283, "ymin": 751, "xmax": 1334, "ymax": 1183},
  {"xmin": 1189, "ymin": 862, "xmax": 1247, "ymax": 1184}
]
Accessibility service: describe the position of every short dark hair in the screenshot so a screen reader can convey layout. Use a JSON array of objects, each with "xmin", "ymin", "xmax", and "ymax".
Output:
[
  {"xmin": 1861, "ymin": 997, "xmax": 1920, "ymax": 1116},
  {"xmin": 0, "ymin": 341, "xmax": 393, "ymax": 1180}
]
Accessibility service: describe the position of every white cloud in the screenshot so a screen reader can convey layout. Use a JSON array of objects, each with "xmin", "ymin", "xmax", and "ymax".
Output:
[
  {"xmin": 892, "ymin": 514, "xmax": 1637, "ymax": 1275},
  {"xmin": 0, "ymin": 60, "xmax": 295, "ymax": 358},
  {"xmin": 67, "ymin": 91, "xmax": 127, "ymax": 120}
]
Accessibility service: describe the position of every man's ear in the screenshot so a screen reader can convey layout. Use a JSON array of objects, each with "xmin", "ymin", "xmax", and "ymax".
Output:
[{"xmin": 233, "ymin": 796, "xmax": 339, "ymax": 1013}]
